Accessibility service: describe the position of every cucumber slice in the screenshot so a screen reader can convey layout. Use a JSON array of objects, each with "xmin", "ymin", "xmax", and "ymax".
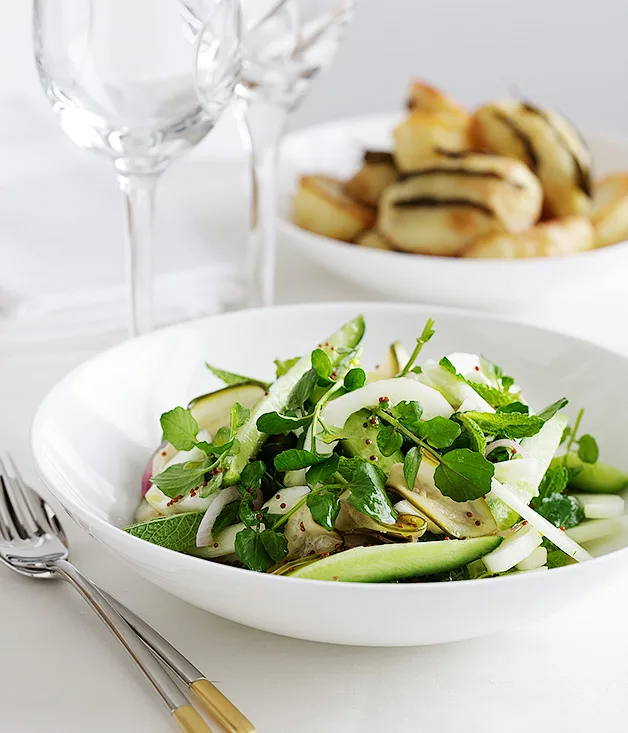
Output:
[
  {"xmin": 367, "ymin": 341, "xmax": 409, "ymax": 382},
  {"xmin": 516, "ymin": 545, "xmax": 547, "ymax": 571},
  {"xmin": 223, "ymin": 315, "xmax": 366, "ymax": 484},
  {"xmin": 483, "ymin": 523, "xmax": 542, "ymax": 573},
  {"xmin": 188, "ymin": 383, "xmax": 265, "ymax": 434},
  {"xmin": 554, "ymin": 453, "xmax": 628, "ymax": 494},
  {"xmin": 566, "ymin": 516, "xmax": 628, "ymax": 544},
  {"xmin": 341, "ymin": 409, "xmax": 404, "ymax": 475},
  {"xmin": 570, "ymin": 493, "xmax": 625, "ymax": 519},
  {"xmin": 288, "ymin": 536, "xmax": 502, "ymax": 582}
]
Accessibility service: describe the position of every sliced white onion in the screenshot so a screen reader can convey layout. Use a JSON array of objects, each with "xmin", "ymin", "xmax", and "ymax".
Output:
[
  {"xmin": 489, "ymin": 478, "xmax": 592, "ymax": 563},
  {"xmin": 485, "ymin": 439, "xmax": 530, "ymax": 461},
  {"xmin": 566, "ymin": 516, "xmax": 628, "ymax": 544},
  {"xmin": 196, "ymin": 486, "xmax": 239, "ymax": 548},
  {"xmin": 516, "ymin": 545, "xmax": 547, "ymax": 570},
  {"xmin": 483, "ymin": 523, "xmax": 543, "ymax": 573},
  {"xmin": 571, "ymin": 494, "xmax": 625, "ymax": 520}
]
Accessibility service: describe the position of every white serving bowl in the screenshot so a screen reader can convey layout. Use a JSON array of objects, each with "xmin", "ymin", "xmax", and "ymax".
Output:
[
  {"xmin": 32, "ymin": 303, "xmax": 628, "ymax": 646},
  {"xmin": 278, "ymin": 113, "xmax": 628, "ymax": 311}
]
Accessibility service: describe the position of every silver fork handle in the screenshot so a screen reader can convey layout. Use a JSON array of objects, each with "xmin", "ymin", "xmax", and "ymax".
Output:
[{"xmin": 54, "ymin": 559, "xmax": 211, "ymax": 733}]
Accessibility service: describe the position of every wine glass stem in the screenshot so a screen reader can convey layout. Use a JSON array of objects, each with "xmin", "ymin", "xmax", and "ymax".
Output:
[
  {"xmin": 117, "ymin": 173, "xmax": 159, "ymax": 337},
  {"xmin": 243, "ymin": 100, "xmax": 288, "ymax": 308}
]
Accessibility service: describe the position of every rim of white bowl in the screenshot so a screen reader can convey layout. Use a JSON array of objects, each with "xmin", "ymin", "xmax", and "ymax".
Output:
[{"xmin": 31, "ymin": 301, "xmax": 628, "ymax": 592}]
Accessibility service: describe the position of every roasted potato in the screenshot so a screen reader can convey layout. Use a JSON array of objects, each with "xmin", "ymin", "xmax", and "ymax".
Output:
[
  {"xmin": 355, "ymin": 229, "xmax": 394, "ymax": 250},
  {"xmin": 293, "ymin": 175, "xmax": 375, "ymax": 242},
  {"xmin": 463, "ymin": 216, "xmax": 594, "ymax": 258},
  {"xmin": 377, "ymin": 153, "xmax": 542, "ymax": 255},
  {"xmin": 393, "ymin": 112, "xmax": 470, "ymax": 172},
  {"xmin": 471, "ymin": 100, "xmax": 592, "ymax": 218},
  {"xmin": 406, "ymin": 80, "xmax": 468, "ymax": 125},
  {"xmin": 592, "ymin": 173, "xmax": 628, "ymax": 247},
  {"xmin": 345, "ymin": 151, "xmax": 398, "ymax": 207}
]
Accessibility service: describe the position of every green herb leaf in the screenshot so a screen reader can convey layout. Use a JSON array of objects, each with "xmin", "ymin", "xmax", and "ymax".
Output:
[
  {"xmin": 274, "ymin": 356, "xmax": 301, "ymax": 378},
  {"xmin": 543, "ymin": 539, "xmax": 569, "ymax": 568},
  {"xmin": 532, "ymin": 493, "xmax": 583, "ymax": 529},
  {"xmin": 311, "ymin": 349, "xmax": 333, "ymax": 381},
  {"xmin": 467, "ymin": 382, "xmax": 518, "ymax": 408},
  {"xmin": 306, "ymin": 454, "xmax": 340, "ymax": 487},
  {"xmin": 230, "ymin": 402, "xmax": 250, "ymax": 432},
  {"xmin": 391, "ymin": 400, "xmax": 423, "ymax": 424},
  {"xmin": 260, "ymin": 529, "xmax": 289, "ymax": 562},
  {"xmin": 348, "ymin": 462, "xmax": 398, "ymax": 524},
  {"xmin": 212, "ymin": 501, "xmax": 240, "ymax": 536},
  {"xmin": 307, "ymin": 491, "xmax": 341, "ymax": 531},
  {"xmin": 537, "ymin": 465, "xmax": 569, "ymax": 502},
  {"xmin": 274, "ymin": 449, "xmax": 327, "ymax": 472},
  {"xmin": 160, "ymin": 407, "xmax": 199, "ymax": 451},
  {"xmin": 256, "ymin": 411, "xmax": 313, "ymax": 435},
  {"xmin": 337, "ymin": 456, "xmax": 366, "ymax": 482},
  {"xmin": 496, "ymin": 402, "xmax": 529, "ymax": 414},
  {"xmin": 536, "ymin": 398, "xmax": 568, "ymax": 422},
  {"xmin": 462, "ymin": 411, "xmax": 544, "ymax": 439},
  {"xmin": 486, "ymin": 446, "xmax": 511, "ymax": 463},
  {"xmin": 456, "ymin": 414, "xmax": 486, "ymax": 454},
  {"xmin": 239, "ymin": 501, "xmax": 260, "ymax": 528},
  {"xmin": 124, "ymin": 511, "xmax": 203, "ymax": 551},
  {"xmin": 438, "ymin": 356, "xmax": 457, "ymax": 375},
  {"xmin": 560, "ymin": 425, "xmax": 571, "ymax": 445},
  {"xmin": 433, "ymin": 449, "xmax": 495, "ymax": 502},
  {"xmin": 420, "ymin": 416, "xmax": 461, "ymax": 449},
  {"xmin": 206, "ymin": 363, "xmax": 269, "ymax": 389},
  {"xmin": 398, "ymin": 318, "xmax": 435, "ymax": 376},
  {"xmin": 286, "ymin": 369, "xmax": 318, "ymax": 411},
  {"xmin": 234, "ymin": 529, "xmax": 274, "ymax": 571},
  {"xmin": 344, "ymin": 368, "xmax": 366, "ymax": 392},
  {"xmin": 150, "ymin": 460, "xmax": 210, "ymax": 498},
  {"xmin": 240, "ymin": 460, "xmax": 266, "ymax": 490},
  {"xmin": 403, "ymin": 446, "xmax": 422, "ymax": 490},
  {"xmin": 577, "ymin": 434, "xmax": 599, "ymax": 464},
  {"xmin": 196, "ymin": 439, "xmax": 234, "ymax": 457},
  {"xmin": 376, "ymin": 425, "xmax": 404, "ymax": 457}
]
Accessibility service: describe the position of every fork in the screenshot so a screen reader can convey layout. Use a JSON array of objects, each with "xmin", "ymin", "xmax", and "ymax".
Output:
[{"xmin": 0, "ymin": 454, "xmax": 254, "ymax": 733}]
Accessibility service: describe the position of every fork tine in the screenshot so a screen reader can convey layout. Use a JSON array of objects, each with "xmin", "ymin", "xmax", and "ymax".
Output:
[
  {"xmin": 0, "ymin": 472, "xmax": 19, "ymax": 541},
  {"xmin": 0, "ymin": 454, "xmax": 38, "ymax": 538},
  {"xmin": 3, "ymin": 454, "xmax": 50, "ymax": 535}
]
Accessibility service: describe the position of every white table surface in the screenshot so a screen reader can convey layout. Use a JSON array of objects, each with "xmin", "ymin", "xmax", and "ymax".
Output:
[{"xmin": 3, "ymin": 179, "xmax": 628, "ymax": 732}]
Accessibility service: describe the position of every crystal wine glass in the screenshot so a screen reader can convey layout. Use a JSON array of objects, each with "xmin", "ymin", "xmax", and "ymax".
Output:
[
  {"xmin": 33, "ymin": 0, "xmax": 242, "ymax": 336},
  {"xmin": 193, "ymin": 0, "xmax": 354, "ymax": 308}
]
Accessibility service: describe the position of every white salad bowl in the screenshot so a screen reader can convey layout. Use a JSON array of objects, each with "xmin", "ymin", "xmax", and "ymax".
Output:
[
  {"xmin": 278, "ymin": 114, "xmax": 628, "ymax": 312},
  {"xmin": 32, "ymin": 302, "xmax": 628, "ymax": 646}
]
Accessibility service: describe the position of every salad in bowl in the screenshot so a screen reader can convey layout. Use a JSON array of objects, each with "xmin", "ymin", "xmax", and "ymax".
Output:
[{"xmin": 127, "ymin": 315, "xmax": 627, "ymax": 583}]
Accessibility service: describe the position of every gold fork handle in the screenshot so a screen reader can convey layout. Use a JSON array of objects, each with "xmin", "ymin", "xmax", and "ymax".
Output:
[
  {"xmin": 191, "ymin": 679, "xmax": 256, "ymax": 733},
  {"xmin": 173, "ymin": 705, "xmax": 213, "ymax": 733}
]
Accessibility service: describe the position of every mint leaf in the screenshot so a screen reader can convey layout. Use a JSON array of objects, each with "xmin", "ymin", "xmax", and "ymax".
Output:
[
  {"xmin": 544, "ymin": 540, "xmax": 568, "ymax": 568},
  {"xmin": 537, "ymin": 465, "xmax": 568, "ymax": 501},
  {"xmin": 205, "ymin": 362, "xmax": 269, "ymax": 389},
  {"xmin": 377, "ymin": 425, "xmax": 403, "ymax": 457},
  {"xmin": 274, "ymin": 449, "xmax": 327, "ymax": 472},
  {"xmin": 455, "ymin": 413, "xmax": 486, "ymax": 454},
  {"xmin": 462, "ymin": 411, "xmax": 544, "ymax": 439},
  {"xmin": 348, "ymin": 462, "xmax": 397, "ymax": 524},
  {"xmin": 234, "ymin": 529, "xmax": 274, "ymax": 571},
  {"xmin": 419, "ymin": 416, "xmax": 461, "ymax": 449},
  {"xmin": 344, "ymin": 368, "xmax": 366, "ymax": 392},
  {"xmin": 150, "ymin": 460, "xmax": 210, "ymax": 498},
  {"xmin": 260, "ymin": 529, "xmax": 289, "ymax": 562},
  {"xmin": 256, "ymin": 411, "xmax": 312, "ymax": 435},
  {"xmin": 468, "ymin": 382, "xmax": 518, "ymax": 408},
  {"xmin": 497, "ymin": 402, "xmax": 529, "ymax": 414},
  {"xmin": 306, "ymin": 454, "xmax": 340, "ymax": 486},
  {"xmin": 398, "ymin": 318, "xmax": 435, "ymax": 376},
  {"xmin": 286, "ymin": 369, "xmax": 318, "ymax": 410},
  {"xmin": 311, "ymin": 349, "xmax": 332, "ymax": 381},
  {"xmin": 434, "ymin": 449, "xmax": 494, "ymax": 502},
  {"xmin": 160, "ymin": 407, "xmax": 199, "ymax": 451},
  {"xmin": 274, "ymin": 356, "xmax": 300, "ymax": 378},
  {"xmin": 124, "ymin": 512, "xmax": 203, "ymax": 551},
  {"xmin": 536, "ymin": 398, "xmax": 568, "ymax": 422},
  {"xmin": 307, "ymin": 491, "xmax": 341, "ymax": 531},
  {"xmin": 532, "ymin": 493, "xmax": 583, "ymax": 529},
  {"xmin": 578, "ymin": 434, "xmax": 598, "ymax": 464},
  {"xmin": 213, "ymin": 501, "xmax": 239, "ymax": 536},
  {"xmin": 439, "ymin": 356, "xmax": 458, "ymax": 375},
  {"xmin": 403, "ymin": 446, "xmax": 422, "ymax": 490}
]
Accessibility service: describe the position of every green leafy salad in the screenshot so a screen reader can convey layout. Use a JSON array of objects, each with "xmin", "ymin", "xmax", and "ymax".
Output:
[{"xmin": 127, "ymin": 315, "xmax": 628, "ymax": 582}]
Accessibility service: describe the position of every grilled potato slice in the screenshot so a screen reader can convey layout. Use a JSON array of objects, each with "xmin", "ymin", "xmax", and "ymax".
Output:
[
  {"xmin": 393, "ymin": 112, "xmax": 470, "ymax": 172},
  {"xmin": 463, "ymin": 216, "xmax": 594, "ymax": 258},
  {"xmin": 406, "ymin": 80, "xmax": 469, "ymax": 125},
  {"xmin": 377, "ymin": 154, "xmax": 542, "ymax": 255},
  {"xmin": 293, "ymin": 175, "xmax": 375, "ymax": 242},
  {"xmin": 471, "ymin": 100, "xmax": 592, "ymax": 218},
  {"xmin": 592, "ymin": 173, "xmax": 628, "ymax": 247},
  {"xmin": 355, "ymin": 229, "xmax": 394, "ymax": 251},
  {"xmin": 345, "ymin": 151, "xmax": 398, "ymax": 207}
]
